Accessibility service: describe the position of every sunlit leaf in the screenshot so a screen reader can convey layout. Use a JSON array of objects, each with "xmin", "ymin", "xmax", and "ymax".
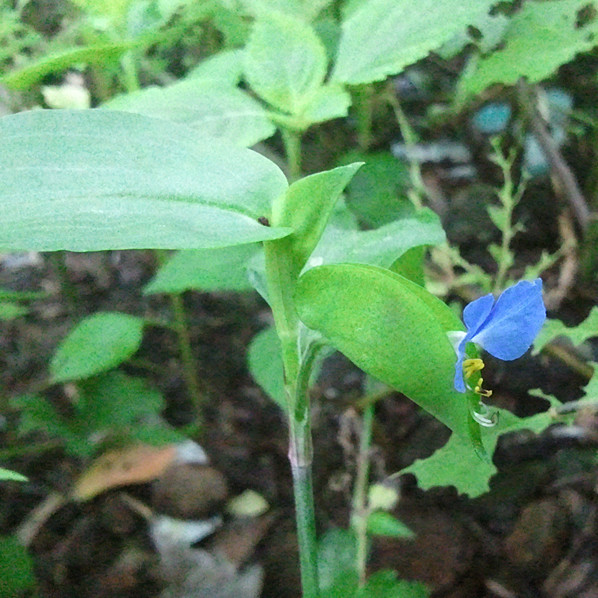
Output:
[
  {"xmin": 0, "ymin": 110, "xmax": 290, "ymax": 251},
  {"xmin": 295, "ymin": 264, "xmax": 475, "ymax": 439},
  {"xmin": 332, "ymin": 0, "xmax": 496, "ymax": 85}
]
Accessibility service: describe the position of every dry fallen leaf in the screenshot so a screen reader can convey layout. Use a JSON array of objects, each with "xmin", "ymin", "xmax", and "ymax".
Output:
[{"xmin": 73, "ymin": 444, "xmax": 178, "ymax": 501}]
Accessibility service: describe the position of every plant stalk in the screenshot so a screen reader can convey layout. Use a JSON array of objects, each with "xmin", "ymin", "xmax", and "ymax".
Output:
[
  {"xmin": 351, "ymin": 402, "xmax": 375, "ymax": 586},
  {"xmin": 281, "ymin": 127, "xmax": 303, "ymax": 181},
  {"xmin": 264, "ymin": 240, "xmax": 320, "ymax": 598},
  {"xmin": 170, "ymin": 292, "xmax": 204, "ymax": 422}
]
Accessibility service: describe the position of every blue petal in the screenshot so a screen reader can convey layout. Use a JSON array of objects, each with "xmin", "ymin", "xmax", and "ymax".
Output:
[
  {"xmin": 463, "ymin": 293, "xmax": 495, "ymax": 336},
  {"xmin": 471, "ymin": 279, "xmax": 546, "ymax": 360}
]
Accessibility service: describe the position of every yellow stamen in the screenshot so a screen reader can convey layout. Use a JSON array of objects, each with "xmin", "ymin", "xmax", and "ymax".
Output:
[
  {"xmin": 463, "ymin": 358, "xmax": 493, "ymax": 397},
  {"xmin": 474, "ymin": 377, "xmax": 493, "ymax": 398},
  {"xmin": 463, "ymin": 358, "xmax": 484, "ymax": 379}
]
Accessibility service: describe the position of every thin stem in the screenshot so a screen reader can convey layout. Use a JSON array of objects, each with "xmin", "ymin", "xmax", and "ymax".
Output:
[
  {"xmin": 119, "ymin": 51, "xmax": 141, "ymax": 92},
  {"xmin": 517, "ymin": 80, "xmax": 590, "ymax": 232},
  {"xmin": 353, "ymin": 85, "xmax": 374, "ymax": 151},
  {"xmin": 491, "ymin": 139, "xmax": 520, "ymax": 293},
  {"xmin": 281, "ymin": 127, "xmax": 303, "ymax": 181},
  {"xmin": 289, "ymin": 412, "xmax": 319, "ymax": 598},
  {"xmin": 351, "ymin": 403, "xmax": 375, "ymax": 586},
  {"xmin": 170, "ymin": 293, "xmax": 205, "ymax": 421},
  {"xmin": 385, "ymin": 90, "xmax": 425, "ymax": 210},
  {"xmin": 48, "ymin": 252, "xmax": 79, "ymax": 314},
  {"xmin": 264, "ymin": 240, "xmax": 319, "ymax": 597}
]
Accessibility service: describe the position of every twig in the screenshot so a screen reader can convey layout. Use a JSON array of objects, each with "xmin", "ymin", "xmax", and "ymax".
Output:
[{"xmin": 517, "ymin": 79, "xmax": 591, "ymax": 232}]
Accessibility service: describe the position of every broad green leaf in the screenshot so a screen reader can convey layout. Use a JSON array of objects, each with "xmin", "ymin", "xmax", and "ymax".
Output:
[
  {"xmin": 0, "ymin": 110, "xmax": 290, "ymax": 251},
  {"xmin": 366, "ymin": 511, "xmax": 414, "ymax": 538},
  {"xmin": 332, "ymin": 0, "xmax": 496, "ymax": 85},
  {"xmin": 310, "ymin": 208, "xmax": 445, "ymax": 270},
  {"xmin": 272, "ymin": 164, "xmax": 363, "ymax": 279},
  {"xmin": 0, "ymin": 536, "xmax": 36, "ymax": 595},
  {"xmin": 247, "ymin": 326, "xmax": 285, "ymax": 408},
  {"xmin": 239, "ymin": 0, "xmax": 332, "ymax": 20},
  {"xmin": 295, "ymin": 264, "xmax": 473, "ymax": 438},
  {"xmin": 187, "ymin": 49, "xmax": 245, "ymax": 85},
  {"xmin": 464, "ymin": 0, "xmax": 598, "ymax": 95},
  {"xmin": 0, "ymin": 469, "xmax": 27, "ymax": 482},
  {"xmin": 50, "ymin": 312, "xmax": 144, "ymax": 383},
  {"xmin": 339, "ymin": 151, "xmax": 412, "ymax": 228},
  {"xmin": 105, "ymin": 81, "xmax": 275, "ymax": 147},
  {"xmin": 301, "ymin": 84, "xmax": 352, "ymax": 124},
  {"xmin": 77, "ymin": 372, "xmax": 164, "ymax": 430},
  {"xmin": 2, "ymin": 42, "xmax": 137, "ymax": 90},
  {"xmin": 144, "ymin": 245, "xmax": 258, "ymax": 295},
  {"xmin": 244, "ymin": 13, "xmax": 328, "ymax": 114},
  {"xmin": 534, "ymin": 306, "xmax": 598, "ymax": 354},
  {"xmin": 402, "ymin": 405, "xmax": 557, "ymax": 496},
  {"xmin": 391, "ymin": 246, "xmax": 426, "ymax": 287}
]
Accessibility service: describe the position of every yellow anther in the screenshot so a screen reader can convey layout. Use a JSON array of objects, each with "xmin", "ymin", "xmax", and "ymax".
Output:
[
  {"xmin": 463, "ymin": 358, "xmax": 484, "ymax": 379},
  {"xmin": 474, "ymin": 377, "xmax": 493, "ymax": 398}
]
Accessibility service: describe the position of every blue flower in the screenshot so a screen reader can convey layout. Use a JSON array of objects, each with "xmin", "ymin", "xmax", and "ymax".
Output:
[{"xmin": 452, "ymin": 279, "xmax": 546, "ymax": 393}]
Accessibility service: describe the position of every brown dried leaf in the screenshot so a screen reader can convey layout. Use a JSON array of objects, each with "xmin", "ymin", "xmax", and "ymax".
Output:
[{"xmin": 73, "ymin": 444, "xmax": 177, "ymax": 501}]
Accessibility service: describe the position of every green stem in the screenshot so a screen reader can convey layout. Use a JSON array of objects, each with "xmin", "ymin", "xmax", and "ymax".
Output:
[
  {"xmin": 351, "ymin": 403, "xmax": 374, "ymax": 586},
  {"xmin": 264, "ymin": 240, "xmax": 319, "ymax": 598},
  {"xmin": 281, "ymin": 127, "xmax": 303, "ymax": 181},
  {"xmin": 353, "ymin": 85, "xmax": 374, "ymax": 152},
  {"xmin": 48, "ymin": 252, "xmax": 79, "ymax": 314},
  {"xmin": 289, "ymin": 412, "xmax": 319, "ymax": 598},
  {"xmin": 170, "ymin": 293, "xmax": 204, "ymax": 422},
  {"xmin": 119, "ymin": 50, "xmax": 140, "ymax": 92}
]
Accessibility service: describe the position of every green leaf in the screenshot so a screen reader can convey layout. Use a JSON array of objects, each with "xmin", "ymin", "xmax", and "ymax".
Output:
[
  {"xmin": 366, "ymin": 511, "xmax": 414, "ymax": 538},
  {"xmin": 464, "ymin": 0, "xmax": 598, "ymax": 95},
  {"xmin": 104, "ymin": 81, "xmax": 276, "ymax": 147},
  {"xmin": 391, "ymin": 245, "xmax": 426, "ymax": 287},
  {"xmin": 534, "ymin": 306, "xmax": 598, "ymax": 354},
  {"xmin": 339, "ymin": 151, "xmax": 412, "ymax": 228},
  {"xmin": 300, "ymin": 84, "xmax": 352, "ymax": 124},
  {"xmin": 2, "ymin": 42, "xmax": 137, "ymax": 90},
  {"xmin": 50, "ymin": 312, "xmax": 144, "ymax": 383},
  {"xmin": 0, "ymin": 469, "xmax": 27, "ymax": 482},
  {"xmin": 77, "ymin": 371, "xmax": 164, "ymax": 430},
  {"xmin": 186, "ymin": 49, "xmax": 245, "ymax": 86},
  {"xmin": 311, "ymin": 208, "xmax": 445, "ymax": 270},
  {"xmin": 318, "ymin": 528, "xmax": 358, "ymax": 593},
  {"xmin": 247, "ymin": 326, "xmax": 286, "ymax": 408},
  {"xmin": 11, "ymin": 394, "xmax": 89, "ymax": 456},
  {"xmin": 332, "ymin": 0, "xmax": 496, "ymax": 85},
  {"xmin": 0, "ymin": 302, "xmax": 28, "ymax": 321},
  {"xmin": 402, "ymin": 405, "xmax": 557, "ymax": 497},
  {"xmin": 244, "ymin": 13, "xmax": 328, "ymax": 114},
  {"xmin": 239, "ymin": 0, "xmax": 333, "ymax": 20},
  {"xmin": 144, "ymin": 245, "xmax": 259, "ymax": 295},
  {"xmin": 0, "ymin": 110, "xmax": 290, "ymax": 251},
  {"xmin": 358, "ymin": 571, "xmax": 429, "ymax": 598},
  {"xmin": 272, "ymin": 163, "xmax": 363, "ymax": 279},
  {"xmin": 70, "ymin": 0, "xmax": 135, "ymax": 21},
  {"xmin": 295, "ymin": 264, "xmax": 474, "ymax": 438},
  {"xmin": 0, "ymin": 536, "xmax": 36, "ymax": 595}
]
